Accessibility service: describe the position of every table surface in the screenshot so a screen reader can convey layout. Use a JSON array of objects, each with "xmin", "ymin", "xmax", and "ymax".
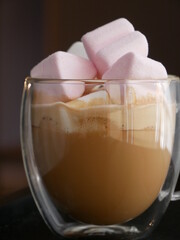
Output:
[{"xmin": 0, "ymin": 190, "xmax": 180, "ymax": 240}]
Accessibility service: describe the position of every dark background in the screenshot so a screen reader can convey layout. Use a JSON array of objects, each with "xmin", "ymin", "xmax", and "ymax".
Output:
[{"xmin": 0, "ymin": 0, "xmax": 180, "ymax": 200}]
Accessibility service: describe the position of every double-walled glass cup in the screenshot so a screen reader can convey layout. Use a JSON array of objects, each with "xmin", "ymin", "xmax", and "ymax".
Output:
[{"xmin": 21, "ymin": 77, "xmax": 180, "ymax": 239}]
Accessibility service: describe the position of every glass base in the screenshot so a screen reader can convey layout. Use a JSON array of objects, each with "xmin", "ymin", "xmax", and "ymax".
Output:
[{"xmin": 61, "ymin": 224, "xmax": 141, "ymax": 239}]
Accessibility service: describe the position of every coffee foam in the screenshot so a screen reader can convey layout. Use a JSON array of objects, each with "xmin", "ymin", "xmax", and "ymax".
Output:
[
  {"xmin": 32, "ymin": 88, "xmax": 175, "ymax": 150},
  {"xmin": 105, "ymin": 79, "xmax": 171, "ymax": 105}
]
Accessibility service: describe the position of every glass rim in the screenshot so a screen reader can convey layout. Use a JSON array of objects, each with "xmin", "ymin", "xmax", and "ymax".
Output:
[{"xmin": 25, "ymin": 75, "xmax": 180, "ymax": 85}]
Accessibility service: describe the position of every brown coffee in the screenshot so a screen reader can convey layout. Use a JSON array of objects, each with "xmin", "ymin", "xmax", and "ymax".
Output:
[{"xmin": 32, "ymin": 97, "xmax": 173, "ymax": 225}]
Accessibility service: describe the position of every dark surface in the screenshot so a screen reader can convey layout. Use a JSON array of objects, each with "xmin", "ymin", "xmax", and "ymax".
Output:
[{"xmin": 0, "ymin": 191, "xmax": 180, "ymax": 240}]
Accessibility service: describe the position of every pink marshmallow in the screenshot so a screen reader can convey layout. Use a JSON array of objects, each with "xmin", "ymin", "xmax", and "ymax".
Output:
[
  {"xmin": 33, "ymin": 81, "xmax": 85, "ymax": 104},
  {"xmin": 30, "ymin": 51, "xmax": 97, "ymax": 79},
  {"xmin": 102, "ymin": 52, "xmax": 167, "ymax": 80},
  {"xmin": 95, "ymin": 31, "xmax": 149, "ymax": 75},
  {"xmin": 104, "ymin": 53, "xmax": 168, "ymax": 105},
  {"xmin": 82, "ymin": 18, "xmax": 134, "ymax": 62}
]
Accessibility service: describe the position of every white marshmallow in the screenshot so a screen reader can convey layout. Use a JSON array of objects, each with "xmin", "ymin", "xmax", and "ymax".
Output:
[
  {"xmin": 103, "ymin": 52, "xmax": 167, "ymax": 80},
  {"xmin": 30, "ymin": 51, "xmax": 97, "ymax": 79},
  {"xmin": 82, "ymin": 18, "xmax": 134, "ymax": 62},
  {"xmin": 95, "ymin": 31, "xmax": 148, "ymax": 75},
  {"xmin": 67, "ymin": 90, "xmax": 109, "ymax": 108},
  {"xmin": 67, "ymin": 41, "xmax": 88, "ymax": 59}
]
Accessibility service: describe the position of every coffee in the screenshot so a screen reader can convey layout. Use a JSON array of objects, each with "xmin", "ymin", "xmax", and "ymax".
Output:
[{"xmin": 32, "ymin": 90, "xmax": 174, "ymax": 225}]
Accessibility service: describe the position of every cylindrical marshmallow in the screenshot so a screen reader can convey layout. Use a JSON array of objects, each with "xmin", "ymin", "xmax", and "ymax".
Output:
[
  {"xmin": 82, "ymin": 18, "xmax": 134, "ymax": 62},
  {"xmin": 102, "ymin": 52, "xmax": 167, "ymax": 80},
  {"xmin": 33, "ymin": 81, "xmax": 85, "ymax": 104},
  {"xmin": 31, "ymin": 51, "xmax": 97, "ymax": 79},
  {"xmin": 95, "ymin": 31, "xmax": 149, "ymax": 76}
]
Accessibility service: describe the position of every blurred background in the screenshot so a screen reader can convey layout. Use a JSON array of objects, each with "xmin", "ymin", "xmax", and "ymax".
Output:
[{"xmin": 0, "ymin": 0, "xmax": 180, "ymax": 202}]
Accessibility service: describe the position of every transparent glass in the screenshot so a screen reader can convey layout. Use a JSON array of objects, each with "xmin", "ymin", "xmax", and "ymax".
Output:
[{"xmin": 21, "ymin": 77, "xmax": 180, "ymax": 239}]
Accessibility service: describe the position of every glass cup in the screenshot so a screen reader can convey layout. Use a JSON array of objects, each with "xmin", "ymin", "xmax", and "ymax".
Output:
[{"xmin": 21, "ymin": 77, "xmax": 180, "ymax": 239}]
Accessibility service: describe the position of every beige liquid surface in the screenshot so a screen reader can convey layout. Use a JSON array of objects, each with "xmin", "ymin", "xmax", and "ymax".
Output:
[{"xmin": 32, "ymin": 99, "xmax": 172, "ymax": 225}]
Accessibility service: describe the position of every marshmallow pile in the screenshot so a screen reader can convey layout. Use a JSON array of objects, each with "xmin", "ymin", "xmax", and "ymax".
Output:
[{"xmin": 31, "ymin": 18, "xmax": 168, "ymax": 102}]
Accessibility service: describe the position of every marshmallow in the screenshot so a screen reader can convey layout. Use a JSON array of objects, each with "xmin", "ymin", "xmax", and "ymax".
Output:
[
  {"xmin": 67, "ymin": 41, "xmax": 88, "ymax": 59},
  {"xmin": 95, "ymin": 31, "xmax": 149, "ymax": 75},
  {"xmin": 33, "ymin": 81, "xmax": 85, "ymax": 104},
  {"xmin": 103, "ymin": 52, "xmax": 167, "ymax": 80},
  {"xmin": 82, "ymin": 18, "xmax": 134, "ymax": 62},
  {"xmin": 31, "ymin": 51, "xmax": 97, "ymax": 79}
]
